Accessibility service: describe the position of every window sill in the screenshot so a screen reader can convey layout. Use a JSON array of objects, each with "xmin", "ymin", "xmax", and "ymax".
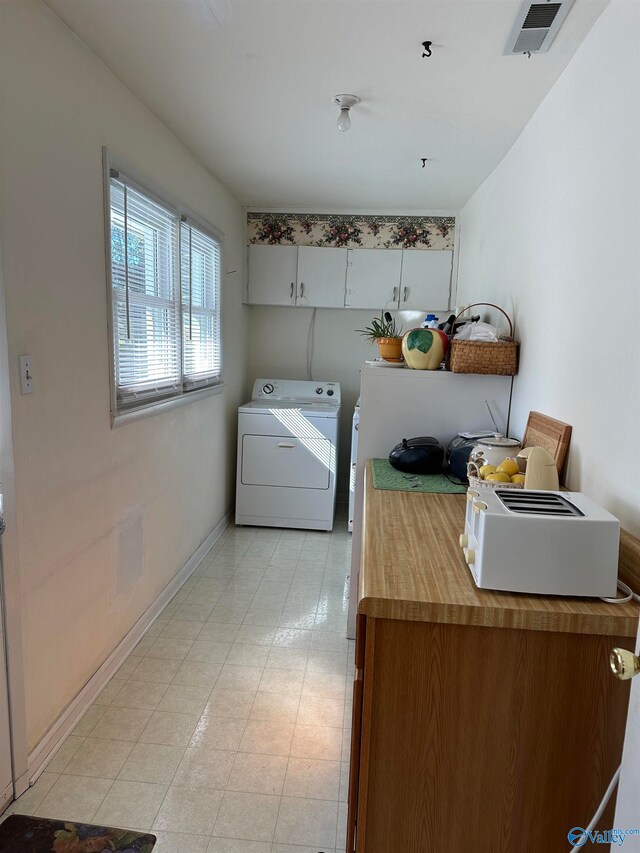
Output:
[{"xmin": 111, "ymin": 382, "xmax": 224, "ymax": 428}]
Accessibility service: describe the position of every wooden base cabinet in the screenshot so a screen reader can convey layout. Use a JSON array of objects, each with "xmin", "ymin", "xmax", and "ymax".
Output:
[{"xmin": 347, "ymin": 615, "xmax": 630, "ymax": 853}]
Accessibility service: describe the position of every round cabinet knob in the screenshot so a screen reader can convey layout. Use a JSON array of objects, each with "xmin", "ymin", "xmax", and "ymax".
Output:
[
  {"xmin": 459, "ymin": 533, "xmax": 469, "ymax": 548},
  {"xmin": 464, "ymin": 548, "xmax": 476, "ymax": 565},
  {"xmin": 610, "ymin": 648, "xmax": 640, "ymax": 680}
]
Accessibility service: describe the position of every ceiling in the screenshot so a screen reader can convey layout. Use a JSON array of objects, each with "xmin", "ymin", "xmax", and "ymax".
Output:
[{"xmin": 44, "ymin": 0, "xmax": 607, "ymax": 211}]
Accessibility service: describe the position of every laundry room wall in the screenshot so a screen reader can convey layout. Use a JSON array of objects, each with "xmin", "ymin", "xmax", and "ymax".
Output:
[
  {"xmin": 456, "ymin": 1, "xmax": 640, "ymax": 535},
  {"xmin": 0, "ymin": 0, "xmax": 247, "ymax": 751}
]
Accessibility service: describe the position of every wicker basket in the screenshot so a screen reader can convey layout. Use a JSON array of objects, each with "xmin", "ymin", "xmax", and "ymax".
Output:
[
  {"xmin": 448, "ymin": 303, "xmax": 518, "ymax": 375},
  {"xmin": 467, "ymin": 474, "xmax": 523, "ymax": 491}
]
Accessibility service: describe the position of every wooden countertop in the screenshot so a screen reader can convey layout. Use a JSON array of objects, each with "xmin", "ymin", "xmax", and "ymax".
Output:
[{"xmin": 359, "ymin": 461, "xmax": 640, "ymax": 636}]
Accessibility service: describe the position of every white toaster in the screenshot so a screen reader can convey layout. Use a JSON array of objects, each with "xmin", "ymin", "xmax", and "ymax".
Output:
[{"xmin": 460, "ymin": 488, "xmax": 620, "ymax": 597}]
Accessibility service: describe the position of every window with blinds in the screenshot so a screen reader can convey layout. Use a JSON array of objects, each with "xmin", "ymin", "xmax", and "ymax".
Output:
[
  {"xmin": 107, "ymin": 169, "xmax": 222, "ymax": 416},
  {"xmin": 181, "ymin": 220, "xmax": 222, "ymax": 390}
]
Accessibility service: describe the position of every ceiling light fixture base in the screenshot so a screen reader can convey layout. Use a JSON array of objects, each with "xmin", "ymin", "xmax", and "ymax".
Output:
[{"xmin": 332, "ymin": 94, "xmax": 360, "ymax": 110}]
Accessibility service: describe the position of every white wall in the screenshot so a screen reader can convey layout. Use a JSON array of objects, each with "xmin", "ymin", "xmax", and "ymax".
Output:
[
  {"xmin": 0, "ymin": 1, "xmax": 247, "ymax": 749},
  {"xmin": 457, "ymin": 1, "xmax": 640, "ymax": 536}
]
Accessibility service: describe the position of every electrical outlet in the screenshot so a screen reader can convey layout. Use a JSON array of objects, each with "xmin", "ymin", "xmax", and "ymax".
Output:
[{"xmin": 19, "ymin": 356, "xmax": 33, "ymax": 394}]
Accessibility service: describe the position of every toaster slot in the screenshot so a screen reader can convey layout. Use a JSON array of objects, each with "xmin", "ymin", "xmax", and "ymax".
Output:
[
  {"xmin": 508, "ymin": 507, "xmax": 576, "ymax": 516},
  {"xmin": 495, "ymin": 491, "xmax": 584, "ymax": 517}
]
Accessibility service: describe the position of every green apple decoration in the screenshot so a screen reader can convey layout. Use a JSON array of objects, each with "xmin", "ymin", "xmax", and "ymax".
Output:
[{"xmin": 401, "ymin": 328, "xmax": 449, "ymax": 370}]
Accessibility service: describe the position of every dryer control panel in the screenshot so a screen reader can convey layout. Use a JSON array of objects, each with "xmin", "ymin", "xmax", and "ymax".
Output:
[{"xmin": 251, "ymin": 378, "xmax": 341, "ymax": 407}]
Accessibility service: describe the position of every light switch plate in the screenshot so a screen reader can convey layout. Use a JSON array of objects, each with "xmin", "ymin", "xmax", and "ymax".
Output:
[{"xmin": 19, "ymin": 356, "xmax": 33, "ymax": 394}]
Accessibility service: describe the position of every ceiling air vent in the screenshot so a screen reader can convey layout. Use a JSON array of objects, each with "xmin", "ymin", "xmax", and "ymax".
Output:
[{"xmin": 503, "ymin": 0, "xmax": 576, "ymax": 55}]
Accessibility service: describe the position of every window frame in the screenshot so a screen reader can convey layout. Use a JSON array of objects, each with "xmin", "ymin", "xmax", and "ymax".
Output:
[
  {"xmin": 103, "ymin": 148, "xmax": 224, "ymax": 427},
  {"xmin": 180, "ymin": 218, "xmax": 224, "ymax": 392}
]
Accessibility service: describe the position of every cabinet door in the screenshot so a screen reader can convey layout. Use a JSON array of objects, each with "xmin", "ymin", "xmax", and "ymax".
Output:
[
  {"xmin": 399, "ymin": 250, "xmax": 453, "ymax": 311},
  {"xmin": 347, "ymin": 613, "xmax": 367, "ymax": 853},
  {"xmin": 613, "ymin": 617, "xmax": 640, "ymax": 841},
  {"xmin": 345, "ymin": 249, "xmax": 402, "ymax": 310},
  {"xmin": 297, "ymin": 246, "xmax": 347, "ymax": 308},
  {"xmin": 247, "ymin": 244, "xmax": 298, "ymax": 305}
]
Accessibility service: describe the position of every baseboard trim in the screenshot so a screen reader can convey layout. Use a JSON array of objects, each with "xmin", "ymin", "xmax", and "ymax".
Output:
[
  {"xmin": 0, "ymin": 781, "xmax": 13, "ymax": 815},
  {"xmin": 26, "ymin": 509, "xmax": 232, "ymax": 784}
]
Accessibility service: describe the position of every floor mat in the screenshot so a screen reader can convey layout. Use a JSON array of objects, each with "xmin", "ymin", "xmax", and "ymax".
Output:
[{"xmin": 0, "ymin": 814, "xmax": 156, "ymax": 852}]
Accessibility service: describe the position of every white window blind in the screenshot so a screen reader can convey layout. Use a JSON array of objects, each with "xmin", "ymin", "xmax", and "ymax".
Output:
[
  {"xmin": 181, "ymin": 219, "xmax": 222, "ymax": 389},
  {"xmin": 107, "ymin": 168, "xmax": 223, "ymax": 416}
]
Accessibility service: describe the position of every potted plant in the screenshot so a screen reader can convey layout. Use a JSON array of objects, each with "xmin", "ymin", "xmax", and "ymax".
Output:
[{"xmin": 357, "ymin": 311, "xmax": 404, "ymax": 362}]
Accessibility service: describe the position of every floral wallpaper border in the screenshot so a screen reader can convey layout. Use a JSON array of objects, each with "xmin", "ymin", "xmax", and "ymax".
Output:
[{"xmin": 247, "ymin": 212, "xmax": 455, "ymax": 250}]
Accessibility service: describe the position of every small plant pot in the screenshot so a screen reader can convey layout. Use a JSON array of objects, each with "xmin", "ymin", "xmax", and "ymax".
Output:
[{"xmin": 377, "ymin": 337, "xmax": 403, "ymax": 362}]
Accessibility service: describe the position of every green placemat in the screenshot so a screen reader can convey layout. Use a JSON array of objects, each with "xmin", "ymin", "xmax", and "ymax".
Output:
[{"xmin": 371, "ymin": 458, "xmax": 467, "ymax": 494}]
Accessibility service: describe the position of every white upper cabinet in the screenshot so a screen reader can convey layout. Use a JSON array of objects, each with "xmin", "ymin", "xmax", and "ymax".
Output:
[
  {"xmin": 247, "ymin": 245, "xmax": 455, "ymax": 311},
  {"xmin": 248, "ymin": 244, "xmax": 298, "ymax": 306},
  {"xmin": 345, "ymin": 249, "xmax": 402, "ymax": 310},
  {"xmin": 399, "ymin": 249, "xmax": 453, "ymax": 311},
  {"xmin": 296, "ymin": 246, "xmax": 347, "ymax": 308}
]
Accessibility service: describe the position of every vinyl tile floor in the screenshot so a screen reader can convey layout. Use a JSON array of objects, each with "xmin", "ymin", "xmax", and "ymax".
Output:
[{"xmin": 3, "ymin": 512, "xmax": 353, "ymax": 853}]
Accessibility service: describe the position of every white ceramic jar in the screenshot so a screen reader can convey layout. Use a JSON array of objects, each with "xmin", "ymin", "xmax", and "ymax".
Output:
[{"xmin": 468, "ymin": 434, "xmax": 522, "ymax": 469}]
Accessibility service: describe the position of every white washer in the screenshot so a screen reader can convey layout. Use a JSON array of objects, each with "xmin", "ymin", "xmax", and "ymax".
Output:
[{"xmin": 236, "ymin": 378, "xmax": 341, "ymax": 531}]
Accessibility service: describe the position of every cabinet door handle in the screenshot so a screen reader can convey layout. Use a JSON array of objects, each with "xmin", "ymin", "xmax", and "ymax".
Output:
[
  {"xmin": 290, "ymin": 282, "xmax": 294, "ymax": 299},
  {"xmin": 392, "ymin": 286, "xmax": 398, "ymax": 302},
  {"xmin": 300, "ymin": 282, "xmax": 305, "ymax": 298},
  {"xmin": 277, "ymin": 441, "xmax": 296, "ymax": 449},
  {"xmin": 403, "ymin": 286, "xmax": 408, "ymax": 302}
]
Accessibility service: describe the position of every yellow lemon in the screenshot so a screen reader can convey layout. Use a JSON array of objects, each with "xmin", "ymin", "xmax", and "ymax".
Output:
[
  {"xmin": 485, "ymin": 472, "xmax": 511, "ymax": 483},
  {"xmin": 496, "ymin": 458, "xmax": 519, "ymax": 477},
  {"xmin": 510, "ymin": 473, "xmax": 526, "ymax": 484},
  {"xmin": 479, "ymin": 464, "xmax": 497, "ymax": 479}
]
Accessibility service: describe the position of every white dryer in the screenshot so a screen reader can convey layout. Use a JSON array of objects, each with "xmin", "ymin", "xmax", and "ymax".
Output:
[{"xmin": 236, "ymin": 378, "xmax": 341, "ymax": 531}]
